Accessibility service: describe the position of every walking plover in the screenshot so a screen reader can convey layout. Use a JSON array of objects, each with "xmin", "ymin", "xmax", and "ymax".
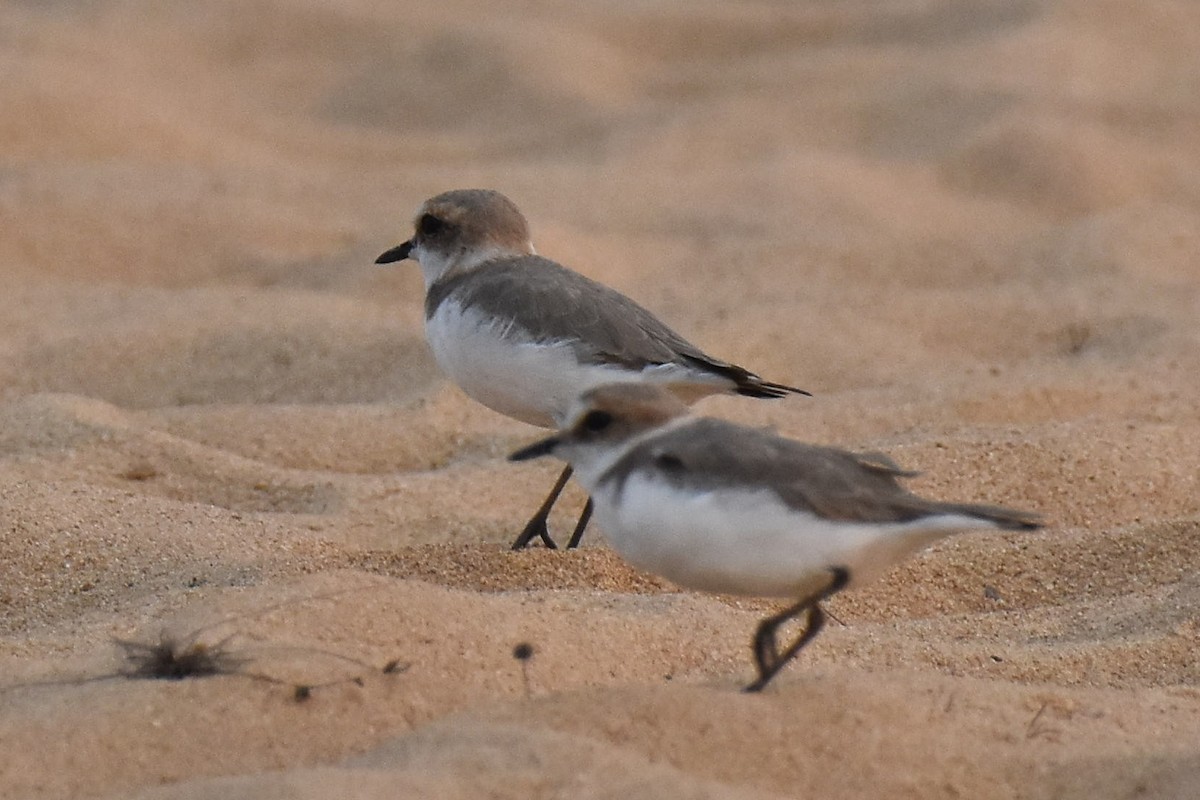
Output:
[
  {"xmin": 509, "ymin": 383, "xmax": 1042, "ymax": 691},
  {"xmin": 377, "ymin": 189, "xmax": 808, "ymax": 549}
]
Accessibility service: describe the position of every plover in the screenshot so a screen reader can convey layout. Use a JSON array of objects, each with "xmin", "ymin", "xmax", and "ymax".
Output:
[
  {"xmin": 509, "ymin": 383, "xmax": 1042, "ymax": 692},
  {"xmin": 376, "ymin": 189, "xmax": 808, "ymax": 550}
]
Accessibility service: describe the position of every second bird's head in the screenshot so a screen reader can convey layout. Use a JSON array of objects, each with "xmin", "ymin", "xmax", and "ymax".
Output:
[{"xmin": 509, "ymin": 383, "xmax": 690, "ymax": 485}]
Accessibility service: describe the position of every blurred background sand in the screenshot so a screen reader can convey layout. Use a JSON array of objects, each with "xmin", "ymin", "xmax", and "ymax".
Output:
[{"xmin": 1, "ymin": 1, "xmax": 1199, "ymax": 797}]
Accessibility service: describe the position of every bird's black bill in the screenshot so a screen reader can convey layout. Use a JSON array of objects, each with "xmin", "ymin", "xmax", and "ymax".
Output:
[
  {"xmin": 375, "ymin": 241, "xmax": 413, "ymax": 264},
  {"xmin": 508, "ymin": 436, "xmax": 560, "ymax": 462}
]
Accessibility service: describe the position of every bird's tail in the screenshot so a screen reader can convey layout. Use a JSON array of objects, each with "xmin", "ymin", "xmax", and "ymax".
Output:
[
  {"xmin": 677, "ymin": 355, "xmax": 811, "ymax": 398},
  {"xmin": 937, "ymin": 501, "xmax": 1044, "ymax": 530},
  {"xmin": 736, "ymin": 378, "xmax": 812, "ymax": 399}
]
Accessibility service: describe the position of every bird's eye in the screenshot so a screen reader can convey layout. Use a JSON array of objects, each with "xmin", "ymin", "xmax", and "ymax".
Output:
[
  {"xmin": 580, "ymin": 410, "xmax": 613, "ymax": 433},
  {"xmin": 418, "ymin": 213, "xmax": 445, "ymax": 236},
  {"xmin": 655, "ymin": 453, "xmax": 684, "ymax": 472}
]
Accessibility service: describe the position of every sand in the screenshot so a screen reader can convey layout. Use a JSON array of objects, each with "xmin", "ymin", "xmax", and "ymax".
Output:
[{"xmin": 2, "ymin": 0, "xmax": 1199, "ymax": 797}]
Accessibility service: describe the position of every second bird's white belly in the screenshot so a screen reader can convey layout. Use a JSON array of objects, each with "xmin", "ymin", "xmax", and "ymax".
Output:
[{"xmin": 589, "ymin": 474, "xmax": 990, "ymax": 598}]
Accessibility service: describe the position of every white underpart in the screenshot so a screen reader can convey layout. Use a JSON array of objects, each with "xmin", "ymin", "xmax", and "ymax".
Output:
[
  {"xmin": 582, "ymin": 472, "xmax": 999, "ymax": 598},
  {"xmin": 426, "ymin": 301, "xmax": 729, "ymax": 428}
]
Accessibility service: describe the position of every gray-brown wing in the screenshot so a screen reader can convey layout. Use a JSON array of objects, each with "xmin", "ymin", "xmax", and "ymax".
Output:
[
  {"xmin": 603, "ymin": 419, "xmax": 1040, "ymax": 528},
  {"xmin": 432, "ymin": 257, "xmax": 807, "ymax": 397}
]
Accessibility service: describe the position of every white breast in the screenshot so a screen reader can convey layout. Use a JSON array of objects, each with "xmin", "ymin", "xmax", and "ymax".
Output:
[
  {"xmin": 425, "ymin": 301, "xmax": 647, "ymax": 428},
  {"xmin": 588, "ymin": 473, "xmax": 995, "ymax": 598}
]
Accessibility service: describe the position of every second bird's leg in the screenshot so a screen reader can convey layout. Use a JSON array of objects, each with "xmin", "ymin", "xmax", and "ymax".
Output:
[
  {"xmin": 745, "ymin": 603, "xmax": 824, "ymax": 693},
  {"xmin": 510, "ymin": 465, "xmax": 574, "ymax": 550},
  {"xmin": 743, "ymin": 567, "xmax": 850, "ymax": 693}
]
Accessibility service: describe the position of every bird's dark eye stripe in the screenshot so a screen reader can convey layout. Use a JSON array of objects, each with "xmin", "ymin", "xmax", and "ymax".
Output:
[
  {"xmin": 655, "ymin": 453, "xmax": 684, "ymax": 471},
  {"xmin": 581, "ymin": 410, "xmax": 613, "ymax": 432},
  {"xmin": 418, "ymin": 213, "xmax": 445, "ymax": 236}
]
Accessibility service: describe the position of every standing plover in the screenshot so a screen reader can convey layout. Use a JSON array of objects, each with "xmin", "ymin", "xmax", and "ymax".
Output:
[
  {"xmin": 376, "ymin": 189, "xmax": 808, "ymax": 550},
  {"xmin": 509, "ymin": 383, "xmax": 1042, "ymax": 691}
]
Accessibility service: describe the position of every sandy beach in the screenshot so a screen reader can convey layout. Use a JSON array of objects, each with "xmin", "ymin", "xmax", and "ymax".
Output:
[{"xmin": 2, "ymin": 1, "xmax": 1199, "ymax": 797}]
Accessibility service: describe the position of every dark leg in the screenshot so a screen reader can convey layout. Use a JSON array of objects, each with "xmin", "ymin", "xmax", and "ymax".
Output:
[
  {"xmin": 745, "ymin": 603, "xmax": 825, "ymax": 693},
  {"xmin": 564, "ymin": 497, "xmax": 594, "ymax": 549},
  {"xmin": 743, "ymin": 567, "xmax": 850, "ymax": 693},
  {"xmin": 510, "ymin": 465, "xmax": 574, "ymax": 550}
]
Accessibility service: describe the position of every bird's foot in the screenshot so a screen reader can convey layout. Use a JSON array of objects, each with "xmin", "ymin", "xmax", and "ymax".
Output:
[{"xmin": 510, "ymin": 518, "xmax": 558, "ymax": 550}]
